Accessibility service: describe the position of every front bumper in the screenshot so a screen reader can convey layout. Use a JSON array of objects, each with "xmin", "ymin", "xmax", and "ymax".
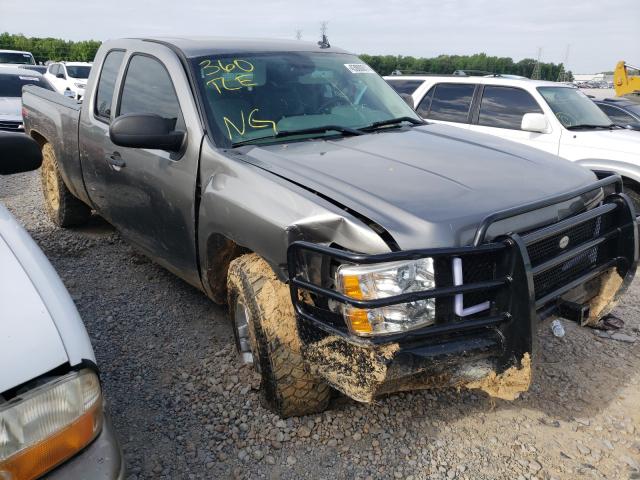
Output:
[
  {"xmin": 45, "ymin": 408, "xmax": 125, "ymax": 480},
  {"xmin": 288, "ymin": 175, "xmax": 638, "ymax": 401}
]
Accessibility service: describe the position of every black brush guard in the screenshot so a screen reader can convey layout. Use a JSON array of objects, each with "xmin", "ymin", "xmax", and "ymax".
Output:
[{"xmin": 287, "ymin": 175, "xmax": 638, "ymax": 372}]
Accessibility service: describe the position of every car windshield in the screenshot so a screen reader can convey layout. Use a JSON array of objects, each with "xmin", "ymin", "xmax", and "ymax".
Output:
[
  {"xmin": 0, "ymin": 74, "xmax": 54, "ymax": 97},
  {"xmin": 191, "ymin": 51, "xmax": 421, "ymax": 146},
  {"xmin": 66, "ymin": 65, "xmax": 91, "ymax": 79},
  {"xmin": 0, "ymin": 51, "xmax": 35, "ymax": 65},
  {"xmin": 537, "ymin": 86, "xmax": 612, "ymax": 128}
]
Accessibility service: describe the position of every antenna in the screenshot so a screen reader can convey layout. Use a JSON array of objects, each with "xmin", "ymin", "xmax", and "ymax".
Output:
[
  {"xmin": 295, "ymin": 29, "xmax": 303, "ymax": 41},
  {"xmin": 318, "ymin": 21, "xmax": 330, "ymax": 49},
  {"xmin": 531, "ymin": 47, "xmax": 542, "ymax": 80}
]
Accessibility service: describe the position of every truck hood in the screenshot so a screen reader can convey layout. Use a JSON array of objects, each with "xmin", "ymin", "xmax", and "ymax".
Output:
[
  {"xmin": 0, "ymin": 97, "xmax": 22, "ymax": 122},
  {"xmin": 0, "ymin": 204, "xmax": 94, "ymax": 393},
  {"xmin": 238, "ymin": 123, "xmax": 598, "ymax": 249},
  {"xmin": 569, "ymin": 127, "xmax": 640, "ymax": 155}
]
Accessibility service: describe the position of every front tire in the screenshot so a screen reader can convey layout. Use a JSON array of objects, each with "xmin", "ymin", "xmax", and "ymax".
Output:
[
  {"xmin": 41, "ymin": 143, "xmax": 91, "ymax": 227},
  {"xmin": 227, "ymin": 253, "xmax": 330, "ymax": 417}
]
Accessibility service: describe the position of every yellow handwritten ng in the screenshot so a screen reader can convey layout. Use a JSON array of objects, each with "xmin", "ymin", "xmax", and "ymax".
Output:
[{"xmin": 222, "ymin": 108, "xmax": 277, "ymax": 140}]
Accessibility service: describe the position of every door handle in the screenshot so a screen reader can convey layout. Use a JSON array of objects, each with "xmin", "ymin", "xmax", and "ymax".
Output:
[{"xmin": 106, "ymin": 152, "xmax": 126, "ymax": 169}]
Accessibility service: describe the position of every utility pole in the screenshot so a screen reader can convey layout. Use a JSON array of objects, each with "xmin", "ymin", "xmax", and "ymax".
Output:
[
  {"xmin": 295, "ymin": 29, "xmax": 302, "ymax": 41},
  {"xmin": 557, "ymin": 44, "xmax": 571, "ymax": 82},
  {"xmin": 531, "ymin": 47, "xmax": 542, "ymax": 80}
]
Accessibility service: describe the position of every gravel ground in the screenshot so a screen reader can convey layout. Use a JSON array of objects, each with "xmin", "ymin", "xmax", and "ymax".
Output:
[{"xmin": 2, "ymin": 170, "xmax": 640, "ymax": 480}]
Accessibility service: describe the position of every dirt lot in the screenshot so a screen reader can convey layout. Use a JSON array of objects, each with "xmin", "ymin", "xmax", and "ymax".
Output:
[{"xmin": 2, "ymin": 170, "xmax": 639, "ymax": 480}]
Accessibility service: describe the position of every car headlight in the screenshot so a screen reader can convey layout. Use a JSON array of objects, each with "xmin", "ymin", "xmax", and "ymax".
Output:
[
  {"xmin": 336, "ymin": 258, "xmax": 435, "ymax": 336},
  {"xmin": 0, "ymin": 369, "xmax": 102, "ymax": 480},
  {"xmin": 74, "ymin": 83, "xmax": 85, "ymax": 89}
]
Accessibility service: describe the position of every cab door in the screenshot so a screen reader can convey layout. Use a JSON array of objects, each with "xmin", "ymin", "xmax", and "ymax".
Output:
[
  {"xmin": 80, "ymin": 44, "xmax": 204, "ymax": 287},
  {"xmin": 468, "ymin": 85, "xmax": 561, "ymax": 155}
]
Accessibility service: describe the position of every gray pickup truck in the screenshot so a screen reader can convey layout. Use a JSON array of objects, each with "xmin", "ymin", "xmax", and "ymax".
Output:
[{"xmin": 22, "ymin": 37, "xmax": 638, "ymax": 417}]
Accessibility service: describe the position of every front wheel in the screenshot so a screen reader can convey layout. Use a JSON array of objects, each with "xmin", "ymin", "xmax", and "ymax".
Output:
[
  {"xmin": 41, "ymin": 143, "xmax": 91, "ymax": 227},
  {"xmin": 227, "ymin": 253, "xmax": 331, "ymax": 417}
]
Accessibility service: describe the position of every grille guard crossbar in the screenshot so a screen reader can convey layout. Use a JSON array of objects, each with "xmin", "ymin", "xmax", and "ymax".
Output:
[{"xmin": 287, "ymin": 175, "xmax": 638, "ymax": 368}]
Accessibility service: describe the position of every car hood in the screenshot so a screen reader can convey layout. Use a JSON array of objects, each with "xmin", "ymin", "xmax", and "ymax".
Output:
[
  {"xmin": 237, "ymin": 123, "xmax": 599, "ymax": 249},
  {"xmin": 569, "ymin": 127, "xmax": 640, "ymax": 155},
  {"xmin": 0, "ymin": 97, "xmax": 22, "ymax": 122},
  {"xmin": 0, "ymin": 204, "xmax": 94, "ymax": 393}
]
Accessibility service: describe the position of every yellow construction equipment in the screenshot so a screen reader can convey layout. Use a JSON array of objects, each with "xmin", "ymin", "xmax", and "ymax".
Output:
[{"xmin": 614, "ymin": 61, "xmax": 640, "ymax": 99}]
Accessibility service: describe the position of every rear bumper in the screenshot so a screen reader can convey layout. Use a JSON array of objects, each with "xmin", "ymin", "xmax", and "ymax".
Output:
[
  {"xmin": 45, "ymin": 408, "xmax": 125, "ymax": 480},
  {"xmin": 288, "ymin": 175, "xmax": 638, "ymax": 401}
]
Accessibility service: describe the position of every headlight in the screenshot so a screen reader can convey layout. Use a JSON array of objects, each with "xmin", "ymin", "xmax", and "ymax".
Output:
[
  {"xmin": 74, "ymin": 83, "xmax": 85, "ymax": 89},
  {"xmin": 0, "ymin": 369, "xmax": 102, "ymax": 480},
  {"xmin": 336, "ymin": 258, "xmax": 435, "ymax": 336}
]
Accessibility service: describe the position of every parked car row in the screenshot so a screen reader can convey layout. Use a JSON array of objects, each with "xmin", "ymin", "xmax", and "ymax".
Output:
[{"xmin": 0, "ymin": 48, "xmax": 92, "ymax": 100}]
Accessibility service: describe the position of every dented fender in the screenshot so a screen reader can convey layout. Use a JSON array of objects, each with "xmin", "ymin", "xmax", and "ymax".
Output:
[{"xmin": 196, "ymin": 141, "xmax": 390, "ymax": 298}]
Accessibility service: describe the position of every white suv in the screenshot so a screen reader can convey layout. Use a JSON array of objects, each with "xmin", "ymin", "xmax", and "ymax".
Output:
[
  {"xmin": 45, "ymin": 62, "xmax": 92, "ymax": 101},
  {"xmin": 385, "ymin": 75, "xmax": 640, "ymax": 207}
]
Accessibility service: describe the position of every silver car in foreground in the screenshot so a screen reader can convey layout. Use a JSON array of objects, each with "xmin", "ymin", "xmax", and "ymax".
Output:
[{"xmin": 0, "ymin": 133, "xmax": 124, "ymax": 479}]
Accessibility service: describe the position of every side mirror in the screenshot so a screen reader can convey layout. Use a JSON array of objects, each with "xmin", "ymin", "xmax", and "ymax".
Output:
[
  {"xmin": 0, "ymin": 133, "xmax": 43, "ymax": 175},
  {"xmin": 109, "ymin": 113, "xmax": 185, "ymax": 152},
  {"xmin": 399, "ymin": 93, "xmax": 415, "ymax": 109},
  {"xmin": 521, "ymin": 113, "xmax": 549, "ymax": 133},
  {"xmin": 56, "ymin": 73, "xmax": 66, "ymax": 79}
]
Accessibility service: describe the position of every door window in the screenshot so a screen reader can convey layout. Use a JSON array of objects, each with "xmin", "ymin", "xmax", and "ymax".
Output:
[
  {"xmin": 117, "ymin": 55, "xmax": 183, "ymax": 130},
  {"xmin": 478, "ymin": 86, "xmax": 543, "ymax": 130},
  {"xmin": 94, "ymin": 50, "xmax": 125, "ymax": 121},
  {"xmin": 420, "ymin": 83, "xmax": 475, "ymax": 123}
]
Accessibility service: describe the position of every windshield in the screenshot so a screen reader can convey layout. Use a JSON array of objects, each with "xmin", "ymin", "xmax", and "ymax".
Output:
[
  {"xmin": 0, "ymin": 52, "xmax": 35, "ymax": 65},
  {"xmin": 0, "ymin": 74, "xmax": 54, "ymax": 97},
  {"xmin": 191, "ymin": 52, "xmax": 421, "ymax": 146},
  {"xmin": 537, "ymin": 86, "xmax": 612, "ymax": 128},
  {"xmin": 66, "ymin": 65, "xmax": 91, "ymax": 79}
]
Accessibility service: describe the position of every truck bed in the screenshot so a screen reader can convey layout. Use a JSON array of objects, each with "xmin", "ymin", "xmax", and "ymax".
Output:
[{"xmin": 22, "ymin": 86, "xmax": 88, "ymax": 204}]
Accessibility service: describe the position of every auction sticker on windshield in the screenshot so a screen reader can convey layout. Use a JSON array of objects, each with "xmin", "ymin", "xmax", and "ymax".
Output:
[{"xmin": 344, "ymin": 64, "xmax": 374, "ymax": 74}]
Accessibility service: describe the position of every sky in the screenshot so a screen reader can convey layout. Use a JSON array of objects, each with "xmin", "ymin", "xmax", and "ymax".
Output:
[{"xmin": 1, "ymin": 0, "xmax": 638, "ymax": 73}]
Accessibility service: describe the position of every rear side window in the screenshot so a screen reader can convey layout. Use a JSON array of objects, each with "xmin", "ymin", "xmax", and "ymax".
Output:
[
  {"xmin": 478, "ymin": 86, "xmax": 543, "ymax": 130},
  {"xmin": 386, "ymin": 79, "xmax": 424, "ymax": 95},
  {"xmin": 118, "ymin": 55, "xmax": 183, "ymax": 128},
  {"xmin": 94, "ymin": 50, "xmax": 125, "ymax": 121},
  {"xmin": 420, "ymin": 83, "xmax": 475, "ymax": 123}
]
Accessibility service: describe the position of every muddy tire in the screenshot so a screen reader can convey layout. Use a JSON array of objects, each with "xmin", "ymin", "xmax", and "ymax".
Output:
[
  {"xmin": 41, "ymin": 143, "xmax": 91, "ymax": 227},
  {"xmin": 623, "ymin": 182, "xmax": 640, "ymax": 216},
  {"xmin": 227, "ymin": 253, "xmax": 330, "ymax": 417}
]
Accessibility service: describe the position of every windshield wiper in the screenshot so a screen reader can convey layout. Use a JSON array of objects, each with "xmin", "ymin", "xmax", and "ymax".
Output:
[
  {"xmin": 360, "ymin": 116, "xmax": 426, "ymax": 132},
  {"xmin": 231, "ymin": 125, "xmax": 363, "ymax": 147},
  {"xmin": 566, "ymin": 123, "xmax": 616, "ymax": 130}
]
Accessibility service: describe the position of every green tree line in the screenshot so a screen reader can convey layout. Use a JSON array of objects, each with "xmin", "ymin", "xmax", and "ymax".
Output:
[
  {"xmin": 0, "ymin": 33, "xmax": 100, "ymax": 63},
  {"xmin": 1, "ymin": 33, "xmax": 571, "ymax": 80},
  {"xmin": 360, "ymin": 53, "xmax": 572, "ymax": 81}
]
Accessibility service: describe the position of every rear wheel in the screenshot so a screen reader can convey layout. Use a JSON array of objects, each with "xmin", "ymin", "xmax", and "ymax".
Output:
[
  {"xmin": 41, "ymin": 143, "xmax": 91, "ymax": 227},
  {"xmin": 227, "ymin": 253, "xmax": 331, "ymax": 417}
]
